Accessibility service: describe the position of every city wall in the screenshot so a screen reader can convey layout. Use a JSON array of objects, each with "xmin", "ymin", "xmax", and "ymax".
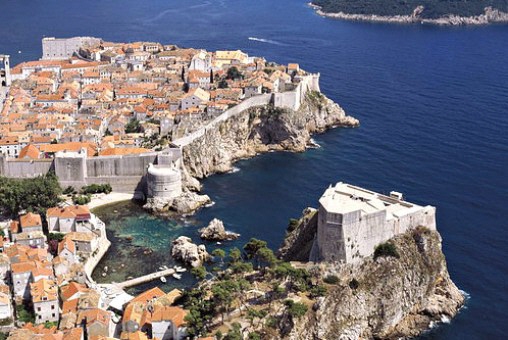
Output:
[{"xmin": 173, "ymin": 73, "xmax": 320, "ymax": 147}]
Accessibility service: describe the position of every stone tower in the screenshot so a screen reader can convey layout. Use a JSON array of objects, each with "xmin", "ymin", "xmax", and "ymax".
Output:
[{"xmin": 0, "ymin": 55, "xmax": 11, "ymax": 87}]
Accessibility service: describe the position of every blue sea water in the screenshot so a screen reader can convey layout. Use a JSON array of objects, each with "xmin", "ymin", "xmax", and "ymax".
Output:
[{"xmin": 1, "ymin": 0, "xmax": 508, "ymax": 338}]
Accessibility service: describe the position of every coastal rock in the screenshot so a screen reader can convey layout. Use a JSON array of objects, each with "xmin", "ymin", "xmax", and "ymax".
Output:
[
  {"xmin": 171, "ymin": 191, "xmax": 211, "ymax": 215},
  {"xmin": 280, "ymin": 214, "xmax": 465, "ymax": 339},
  {"xmin": 278, "ymin": 207, "xmax": 318, "ymax": 261},
  {"xmin": 143, "ymin": 191, "xmax": 211, "ymax": 215},
  {"xmin": 199, "ymin": 218, "xmax": 240, "ymax": 241},
  {"xmin": 312, "ymin": 3, "xmax": 508, "ymax": 26},
  {"xmin": 182, "ymin": 92, "xmax": 358, "ymax": 179},
  {"xmin": 171, "ymin": 236, "xmax": 211, "ymax": 267}
]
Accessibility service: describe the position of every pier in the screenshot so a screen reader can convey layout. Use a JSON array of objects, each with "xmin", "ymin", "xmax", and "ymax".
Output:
[{"xmin": 116, "ymin": 268, "xmax": 176, "ymax": 289}]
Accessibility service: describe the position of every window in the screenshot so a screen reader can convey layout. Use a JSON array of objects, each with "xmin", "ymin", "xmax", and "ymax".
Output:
[
  {"xmin": 52, "ymin": 313, "xmax": 55, "ymax": 317},
  {"xmin": 51, "ymin": 305, "xmax": 55, "ymax": 310},
  {"xmin": 37, "ymin": 307, "xmax": 41, "ymax": 312}
]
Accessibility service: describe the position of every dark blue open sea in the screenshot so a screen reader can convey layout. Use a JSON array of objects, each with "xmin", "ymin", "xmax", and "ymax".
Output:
[{"xmin": 1, "ymin": 0, "xmax": 507, "ymax": 338}]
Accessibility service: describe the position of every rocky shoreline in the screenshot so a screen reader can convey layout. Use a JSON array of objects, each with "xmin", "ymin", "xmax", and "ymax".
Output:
[
  {"xmin": 310, "ymin": 3, "xmax": 508, "ymax": 25},
  {"xmin": 182, "ymin": 92, "xmax": 358, "ymax": 180}
]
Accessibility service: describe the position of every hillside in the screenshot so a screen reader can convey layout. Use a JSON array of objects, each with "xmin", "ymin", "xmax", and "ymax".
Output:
[{"xmin": 312, "ymin": 0, "xmax": 508, "ymax": 19}]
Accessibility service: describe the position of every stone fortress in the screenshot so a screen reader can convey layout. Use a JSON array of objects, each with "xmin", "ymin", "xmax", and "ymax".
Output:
[{"xmin": 312, "ymin": 182, "xmax": 436, "ymax": 264}]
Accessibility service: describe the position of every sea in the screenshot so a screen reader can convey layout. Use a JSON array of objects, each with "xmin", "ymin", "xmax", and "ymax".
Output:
[{"xmin": 1, "ymin": 0, "xmax": 507, "ymax": 338}]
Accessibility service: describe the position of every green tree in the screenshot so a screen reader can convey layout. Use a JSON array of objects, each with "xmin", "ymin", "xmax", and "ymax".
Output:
[
  {"xmin": 228, "ymin": 247, "xmax": 242, "ymax": 264},
  {"xmin": 191, "ymin": 266, "xmax": 207, "ymax": 280},
  {"xmin": 284, "ymin": 299, "xmax": 308, "ymax": 320},
  {"xmin": 212, "ymin": 248, "xmax": 226, "ymax": 264},
  {"xmin": 125, "ymin": 118, "xmax": 142, "ymax": 133},
  {"xmin": 226, "ymin": 66, "xmax": 243, "ymax": 80}
]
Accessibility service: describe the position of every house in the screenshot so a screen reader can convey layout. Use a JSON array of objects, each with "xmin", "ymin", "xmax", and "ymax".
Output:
[
  {"xmin": 30, "ymin": 278, "xmax": 59, "ymax": 324},
  {"xmin": 180, "ymin": 88, "xmax": 210, "ymax": 110},
  {"xmin": 122, "ymin": 287, "xmax": 165, "ymax": 334},
  {"xmin": 14, "ymin": 231, "xmax": 47, "ymax": 249},
  {"xmin": 63, "ymin": 232, "xmax": 98, "ymax": 256},
  {"xmin": 47, "ymin": 205, "xmax": 103, "ymax": 234},
  {"xmin": 77, "ymin": 308, "xmax": 111, "ymax": 338},
  {"xmin": 189, "ymin": 50, "xmax": 212, "ymax": 72},
  {"xmin": 19, "ymin": 213, "xmax": 43, "ymax": 233},
  {"xmin": 0, "ymin": 253, "xmax": 9, "ymax": 279},
  {"xmin": 151, "ymin": 306, "xmax": 187, "ymax": 340},
  {"xmin": 58, "ymin": 238, "xmax": 78, "ymax": 264},
  {"xmin": 0, "ymin": 284, "xmax": 13, "ymax": 322}
]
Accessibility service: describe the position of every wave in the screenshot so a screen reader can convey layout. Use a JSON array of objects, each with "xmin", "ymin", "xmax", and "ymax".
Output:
[
  {"xmin": 228, "ymin": 167, "xmax": 240, "ymax": 174},
  {"xmin": 248, "ymin": 37, "xmax": 286, "ymax": 46}
]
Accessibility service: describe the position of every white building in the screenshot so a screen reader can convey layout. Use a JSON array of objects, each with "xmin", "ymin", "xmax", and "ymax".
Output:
[
  {"xmin": 30, "ymin": 279, "xmax": 59, "ymax": 324},
  {"xmin": 42, "ymin": 37, "xmax": 101, "ymax": 60},
  {"xmin": 46, "ymin": 205, "xmax": 104, "ymax": 234},
  {"xmin": 314, "ymin": 182, "xmax": 436, "ymax": 264},
  {"xmin": 151, "ymin": 305, "xmax": 187, "ymax": 340}
]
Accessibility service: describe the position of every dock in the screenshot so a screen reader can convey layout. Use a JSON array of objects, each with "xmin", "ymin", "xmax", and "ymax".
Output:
[{"xmin": 116, "ymin": 268, "xmax": 176, "ymax": 289}]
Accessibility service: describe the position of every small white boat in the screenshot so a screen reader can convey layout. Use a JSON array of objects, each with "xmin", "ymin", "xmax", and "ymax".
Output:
[
  {"xmin": 162, "ymin": 265, "xmax": 169, "ymax": 270},
  {"xmin": 160, "ymin": 276, "xmax": 167, "ymax": 283},
  {"xmin": 172, "ymin": 273, "xmax": 182, "ymax": 280},
  {"xmin": 174, "ymin": 266, "xmax": 186, "ymax": 273},
  {"xmin": 101, "ymin": 273, "xmax": 107, "ymax": 277},
  {"xmin": 158, "ymin": 266, "xmax": 164, "ymax": 270},
  {"xmin": 216, "ymin": 242, "xmax": 222, "ymax": 245},
  {"xmin": 103, "ymin": 266, "xmax": 108, "ymax": 272}
]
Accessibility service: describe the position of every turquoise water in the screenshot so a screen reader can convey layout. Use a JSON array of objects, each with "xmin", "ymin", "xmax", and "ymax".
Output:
[{"xmin": 2, "ymin": 0, "xmax": 508, "ymax": 337}]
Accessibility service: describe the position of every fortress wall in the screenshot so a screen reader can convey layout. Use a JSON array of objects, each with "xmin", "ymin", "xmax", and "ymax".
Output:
[
  {"xmin": 0, "ymin": 158, "xmax": 54, "ymax": 178},
  {"xmin": 85, "ymin": 175, "xmax": 147, "ymax": 194},
  {"xmin": 86, "ymin": 153, "xmax": 157, "ymax": 177},
  {"xmin": 173, "ymin": 94, "xmax": 271, "ymax": 147}
]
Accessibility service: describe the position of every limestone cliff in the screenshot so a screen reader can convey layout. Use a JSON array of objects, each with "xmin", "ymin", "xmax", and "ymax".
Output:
[
  {"xmin": 182, "ymin": 92, "xmax": 359, "ymax": 179},
  {"xmin": 280, "ymin": 217, "xmax": 464, "ymax": 339}
]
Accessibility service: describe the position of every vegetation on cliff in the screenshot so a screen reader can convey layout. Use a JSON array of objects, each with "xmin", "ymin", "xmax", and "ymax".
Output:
[{"xmin": 312, "ymin": 0, "xmax": 508, "ymax": 18}]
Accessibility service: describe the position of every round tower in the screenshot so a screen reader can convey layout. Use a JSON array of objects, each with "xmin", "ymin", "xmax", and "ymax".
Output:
[{"xmin": 146, "ymin": 163, "xmax": 182, "ymax": 199}]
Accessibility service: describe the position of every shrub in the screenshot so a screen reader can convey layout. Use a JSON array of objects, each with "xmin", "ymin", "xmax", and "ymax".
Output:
[
  {"xmin": 191, "ymin": 266, "xmax": 207, "ymax": 280},
  {"xmin": 287, "ymin": 218, "xmax": 299, "ymax": 232},
  {"xmin": 81, "ymin": 183, "xmax": 112, "ymax": 195},
  {"xmin": 349, "ymin": 278, "xmax": 359, "ymax": 290},
  {"xmin": 284, "ymin": 299, "xmax": 308, "ymax": 319},
  {"xmin": 374, "ymin": 242, "xmax": 400, "ymax": 260},
  {"xmin": 63, "ymin": 186, "xmax": 76, "ymax": 195},
  {"xmin": 0, "ymin": 318, "xmax": 12, "ymax": 326},
  {"xmin": 323, "ymin": 275, "xmax": 339, "ymax": 285},
  {"xmin": 309, "ymin": 284, "xmax": 327, "ymax": 298},
  {"xmin": 72, "ymin": 194, "xmax": 91, "ymax": 205}
]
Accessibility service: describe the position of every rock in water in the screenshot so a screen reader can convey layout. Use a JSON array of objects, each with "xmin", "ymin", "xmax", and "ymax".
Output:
[
  {"xmin": 171, "ymin": 236, "xmax": 211, "ymax": 267},
  {"xmin": 199, "ymin": 218, "xmax": 240, "ymax": 241}
]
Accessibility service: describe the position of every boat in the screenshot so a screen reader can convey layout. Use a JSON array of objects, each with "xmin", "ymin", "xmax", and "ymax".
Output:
[
  {"xmin": 175, "ymin": 266, "xmax": 186, "ymax": 273},
  {"xmin": 216, "ymin": 242, "xmax": 222, "ymax": 245},
  {"xmin": 172, "ymin": 273, "xmax": 182, "ymax": 280},
  {"xmin": 160, "ymin": 276, "xmax": 167, "ymax": 283},
  {"xmin": 158, "ymin": 266, "xmax": 164, "ymax": 270}
]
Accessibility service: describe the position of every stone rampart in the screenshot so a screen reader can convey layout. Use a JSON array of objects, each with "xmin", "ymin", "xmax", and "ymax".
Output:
[
  {"xmin": 173, "ymin": 73, "xmax": 320, "ymax": 147},
  {"xmin": 0, "ymin": 156, "xmax": 53, "ymax": 178}
]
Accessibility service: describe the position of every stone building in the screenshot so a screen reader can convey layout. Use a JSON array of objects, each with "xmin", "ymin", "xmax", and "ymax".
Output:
[
  {"xmin": 314, "ymin": 182, "xmax": 436, "ymax": 264},
  {"xmin": 42, "ymin": 37, "xmax": 101, "ymax": 60},
  {"xmin": 30, "ymin": 278, "xmax": 59, "ymax": 324}
]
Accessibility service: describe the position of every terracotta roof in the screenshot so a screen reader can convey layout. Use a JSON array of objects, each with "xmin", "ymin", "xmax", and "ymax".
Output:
[
  {"xmin": 151, "ymin": 305, "xmax": 187, "ymax": 327},
  {"xmin": 99, "ymin": 147, "xmax": 151, "ymax": 156},
  {"xmin": 18, "ymin": 144, "xmax": 41, "ymax": 159},
  {"xmin": 120, "ymin": 331, "xmax": 149, "ymax": 340},
  {"xmin": 130, "ymin": 287, "xmax": 165, "ymax": 304},
  {"xmin": 47, "ymin": 205, "xmax": 90, "ymax": 219},
  {"xmin": 58, "ymin": 238, "xmax": 76, "ymax": 255},
  {"xmin": 62, "ymin": 298, "xmax": 79, "ymax": 314},
  {"xmin": 19, "ymin": 212, "xmax": 42, "ymax": 228},
  {"xmin": 30, "ymin": 278, "xmax": 58, "ymax": 303},
  {"xmin": 77, "ymin": 308, "xmax": 110, "ymax": 326},
  {"xmin": 61, "ymin": 282, "xmax": 87, "ymax": 301}
]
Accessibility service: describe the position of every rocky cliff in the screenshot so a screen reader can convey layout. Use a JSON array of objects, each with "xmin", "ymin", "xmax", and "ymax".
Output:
[
  {"xmin": 182, "ymin": 92, "xmax": 359, "ymax": 179},
  {"xmin": 280, "ymin": 222, "xmax": 464, "ymax": 339}
]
